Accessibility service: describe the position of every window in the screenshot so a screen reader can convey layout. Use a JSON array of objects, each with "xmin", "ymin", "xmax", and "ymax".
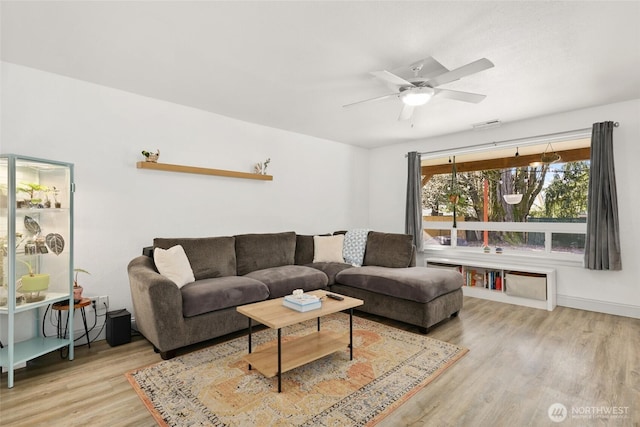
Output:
[{"xmin": 421, "ymin": 137, "xmax": 590, "ymax": 260}]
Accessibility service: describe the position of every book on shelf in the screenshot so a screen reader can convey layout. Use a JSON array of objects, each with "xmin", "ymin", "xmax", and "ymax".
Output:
[
  {"xmin": 464, "ymin": 268, "xmax": 486, "ymax": 288},
  {"xmin": 488, "ymin": 271, "xmax": 498, "ymax": 290},
  {"xmin": 282, "ymin": 299, "xmax": 321, "ymax": 312},
  {"xmin": 461, "ymin": 268, "xmax": 506, "ymax": 290}
]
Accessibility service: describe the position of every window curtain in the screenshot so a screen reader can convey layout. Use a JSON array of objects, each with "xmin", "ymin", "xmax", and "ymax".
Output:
[
  {"xmin": 405, "ymin": 151, "xmax": 423, "ymax": 252},
  {"xmin": 584, "ymin": 121, "xmax": 621, "ymax": 270}
]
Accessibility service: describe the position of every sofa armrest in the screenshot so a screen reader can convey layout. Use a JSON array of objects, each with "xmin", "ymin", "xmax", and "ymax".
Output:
[{"xmin": 127, "ymin": 255, "xmax": 186, "ymax": 351}]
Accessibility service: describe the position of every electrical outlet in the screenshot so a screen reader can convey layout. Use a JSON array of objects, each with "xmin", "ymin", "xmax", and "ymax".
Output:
[
  {"xmin": 89, "ymin": 295, "xmax": 109, "ymax": 312},
  {"xmin": 97, "ymin": 295, "xmax": 109, "ymax": 311}
]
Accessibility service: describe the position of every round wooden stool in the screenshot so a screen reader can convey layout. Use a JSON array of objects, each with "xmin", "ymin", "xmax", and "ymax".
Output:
[{"xmin": 52, "ymin": 297, "xmax": 92, "ymax": 349}]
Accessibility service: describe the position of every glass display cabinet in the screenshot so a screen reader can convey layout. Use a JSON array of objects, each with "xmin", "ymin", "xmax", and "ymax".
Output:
[{"xmin": 0, "ymin": 154, "xmax": 74, "ymax": 388}]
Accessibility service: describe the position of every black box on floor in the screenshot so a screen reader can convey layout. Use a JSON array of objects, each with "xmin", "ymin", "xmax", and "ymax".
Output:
[{"xmin": 106, "ymin": 309, "xmax": 131, "ymax": 347}]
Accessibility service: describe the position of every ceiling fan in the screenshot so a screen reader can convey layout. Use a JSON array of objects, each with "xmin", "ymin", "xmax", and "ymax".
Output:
[{"xmin": 344, "ymin": 56, "xmax": 494, "ymax": 121}]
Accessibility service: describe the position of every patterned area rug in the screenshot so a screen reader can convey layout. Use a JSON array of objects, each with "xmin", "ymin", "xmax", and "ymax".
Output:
[{"xmin": 127, "ymin": 313, "xmax": 467, "ymax": 426}]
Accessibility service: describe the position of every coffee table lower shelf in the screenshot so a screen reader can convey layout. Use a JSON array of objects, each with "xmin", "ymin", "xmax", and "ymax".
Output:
[{"xmin": 242, "ymin": 330, "xmax": 348, "ymax": 378}]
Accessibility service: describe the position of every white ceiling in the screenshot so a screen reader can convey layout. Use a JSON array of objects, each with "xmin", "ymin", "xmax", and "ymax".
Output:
[{"xmin": 2, "ymin": 1, "xmax": 639, "ymax": 149}]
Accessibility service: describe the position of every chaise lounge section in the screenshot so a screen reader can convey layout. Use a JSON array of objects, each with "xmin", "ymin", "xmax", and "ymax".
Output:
[{"xmin": 332, "ymin": 267, "xmax": 463, "ymax": 333}]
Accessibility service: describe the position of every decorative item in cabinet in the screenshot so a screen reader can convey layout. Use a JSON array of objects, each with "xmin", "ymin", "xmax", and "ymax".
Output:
[
  {"xmin": 0, "ymin": 153, "xmax": 75, "ymax": 388},
  {"xmin": 17, "ymin": 182, "xmax": 48, "ymax": 208},
  {"xmin": 52, "ymin": 186, "xmax": 62, "ymax": 208},
  {"xmin": 45, "ymin": 233, "xmax": 65, "ymax": 255},
  {"xmin": 24, "ymin": 215, "xmax": 41, "ymax": 234},
  {"xmin": 17, "ymin": 259, "xmax": 49, "ymax": 302}
]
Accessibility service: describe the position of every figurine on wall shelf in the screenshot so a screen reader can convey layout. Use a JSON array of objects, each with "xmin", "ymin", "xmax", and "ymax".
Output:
[
  {"xmin": 142, "ymin": 149, "xmax": 160, "ymax": 163},
  {"xmin": 253, "ymin": 158, "xmax": 271, "ymax": 175}
]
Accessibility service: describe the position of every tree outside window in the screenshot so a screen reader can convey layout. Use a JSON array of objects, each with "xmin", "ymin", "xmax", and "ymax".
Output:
[{"xmin": 422, "ymin": 160, "xmax": 589, "ymax": 252}]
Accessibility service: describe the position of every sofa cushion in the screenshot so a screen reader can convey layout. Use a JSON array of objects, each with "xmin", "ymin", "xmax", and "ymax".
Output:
[
  {"xmin": 235, "ymin": 232, "xmax": 296, "ymax": 275},
  {"xmin": 305, "ymin": 262, "xmax": 353, "ymax": 285},
  {"xmin": 245, "ymin": 265, "xmax": 329, "ymax": 298},
  {"xmin": 154, "ymin": 236, "xmax": 236, "ymax": 280},
  {"xmin": 335, "ymin": 266, "xmax": 463, "ymax": 303},
  {"xmin": 363, "ymin": 232, "xmax": 414, "ymax": 268},
  {"xmin": 153, "ymin": 245, "xmax": 195, "ymax": 288},
  {"xmin": 181, "ymin": 276, "xmax": 269, "ymax": 318},
  {"xmin": 313, "ymin": 235, "xmax": 345, "ymax": 263},
  {"xmin": 295, "ymin": 234, "xmax": 315, "ymax": 265}
]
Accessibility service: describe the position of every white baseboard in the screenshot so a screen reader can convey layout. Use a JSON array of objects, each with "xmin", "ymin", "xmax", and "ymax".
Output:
[{"xmin": 557, "ymin": 294, "xmax": 640, "ymax": 319}]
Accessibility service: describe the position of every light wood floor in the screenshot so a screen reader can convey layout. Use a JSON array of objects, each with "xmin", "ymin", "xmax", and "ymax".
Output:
[{"xmin": 1, "ymin": 297, "xmax": 639, "ymax": 426}]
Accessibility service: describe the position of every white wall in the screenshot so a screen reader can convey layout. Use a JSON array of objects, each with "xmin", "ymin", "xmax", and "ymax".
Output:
[
  {"xmin": 370, "ymin": 99, "xmax": 640, "ymax": 317},
  {"xmin": 0, "ymin": 62, "xmax": 370, "ymax": 320}
]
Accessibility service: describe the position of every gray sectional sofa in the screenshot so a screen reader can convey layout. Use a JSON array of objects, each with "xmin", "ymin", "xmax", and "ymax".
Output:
[{"xmin": 127, "ymin": 231, "xmax": 463, "ymax": 359}]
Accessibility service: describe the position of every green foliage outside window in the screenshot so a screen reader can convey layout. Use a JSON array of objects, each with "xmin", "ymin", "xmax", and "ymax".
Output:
[
  {"xmin": 536, "ymin": 162, "xmax": 589, "ymax": 219},
  {"xmin": 423, "ymin": 161, "xmax": 589, "ymax": 223}
]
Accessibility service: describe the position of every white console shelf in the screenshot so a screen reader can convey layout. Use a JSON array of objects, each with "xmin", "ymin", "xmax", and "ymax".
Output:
[{"xmin": 426, "ymin": 256, "xmax": 556, "ymax": 311}]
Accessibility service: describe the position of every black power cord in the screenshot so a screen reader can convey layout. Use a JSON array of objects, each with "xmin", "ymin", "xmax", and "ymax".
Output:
[
  {"xmin": 85, "ymin": 301, "xmax": 109, "ymax": 345},
  {"xmin": 43, "ymin": 299, "xmax": 109, "ymax": 347}
]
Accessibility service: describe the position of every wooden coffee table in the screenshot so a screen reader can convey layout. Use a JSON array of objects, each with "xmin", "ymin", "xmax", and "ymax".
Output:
[{"xmin": 236, "ymin": 290, "xmax": 363, "ymax": 392}]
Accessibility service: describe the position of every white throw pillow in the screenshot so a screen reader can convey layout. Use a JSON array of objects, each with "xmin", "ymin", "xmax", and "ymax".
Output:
[
  {"xmin": 154, "ymin": 245, "xmax": 195, "ymax": 288},
  {"xmin": 313, "ymin": 235, "xmax": 345, "ymax": 263}
]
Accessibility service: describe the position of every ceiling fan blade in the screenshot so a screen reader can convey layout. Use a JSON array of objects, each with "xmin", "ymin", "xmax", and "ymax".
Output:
[
  {"xmin": 342, "ymin": 92, "xmax": 399, "ymax": 108},
  {"xmin": 435, "ymin": 88, "xmax": 487, "ymax": 103},
  {"xmin": 427, "ymin": 58, "xmax": 494, "ymax": 87},
  {"xmin": 370, "ymin": 70, "xmax": 415, "ymax": 88},
  {"xmin": 398, "ymin": 104, "xmax": 415, "ymax": 121}
]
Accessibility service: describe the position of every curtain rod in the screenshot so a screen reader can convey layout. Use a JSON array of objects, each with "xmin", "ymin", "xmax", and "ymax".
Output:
[{"xmin": 406, "ymin": 122, "xmax": 619, "ymax": 159}]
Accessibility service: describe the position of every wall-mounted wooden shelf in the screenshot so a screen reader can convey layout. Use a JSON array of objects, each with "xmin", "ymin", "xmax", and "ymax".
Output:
[{"xmin": 136, "ymin": 162, "xmax": 273, "ymax": 181}]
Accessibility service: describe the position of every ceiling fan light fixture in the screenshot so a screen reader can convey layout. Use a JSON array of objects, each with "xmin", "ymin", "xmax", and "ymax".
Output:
[{"xmin": 401, "ymin": 87, "xmax": 434, "ymax": 106}]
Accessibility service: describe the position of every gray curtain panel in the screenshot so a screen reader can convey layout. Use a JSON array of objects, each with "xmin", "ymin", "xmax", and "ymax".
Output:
[
  {"xmin": 405, "ymin": 151, "xmax": 423, "ymax": 252},
  {"xmin": 584, "ymin": 121, "xmax": 622, "ymax": 270}
]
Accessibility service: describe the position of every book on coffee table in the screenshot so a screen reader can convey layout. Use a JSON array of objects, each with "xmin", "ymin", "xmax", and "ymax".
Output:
[{"xmin": 283, "ymin": 295, "xmax": 321, "ymax": 312}]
